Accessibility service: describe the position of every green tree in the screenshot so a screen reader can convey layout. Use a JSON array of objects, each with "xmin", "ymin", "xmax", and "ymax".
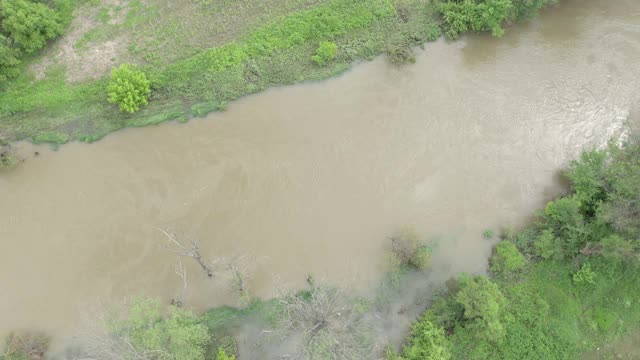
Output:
[
  {"xmin": 544, "ymin": 196, "xmax": 586, "ymax": 254},
  {"xmin": 0, "ymin": 0, "xmax": 63, "ymax": 53},
  {"xmin": 311, "ymin": 41, "xmax": 337, "ymax": 66},
  {"xmin": 455, "ymin": 275, "xmax": 506, "ymax": 343},
  {"xmin": 490, "ymin": 241, "xmax": 526, "ymax": 275},
  {"xmin": 392, "ymin": 317, "xmax": 452, "ymax": 360},
  {"xmin": 0, "ymin": 35, "xmax": 21, "ymax": 83},
  {"xmin": 107, "ymin": 64, "xmax": 151, "ymax": 113},
  {"xmin": 599, "ymin": 140, "xmax": 640, "ymax": 238},
  {"xmin": 566, "ymin": 149, "xmax": 608, "ymax": 216},
  {"xmin": 533, "ymin": 229, "xmax": 560, "ymax": 260},
  {"xmin": 440, "ymin": 0, "xmax": 513, "ymax": 39}
]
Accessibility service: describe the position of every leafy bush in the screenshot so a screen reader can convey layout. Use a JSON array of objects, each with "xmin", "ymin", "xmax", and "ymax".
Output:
[
  {"xmin": 312, "ymin": 41, "xmax": 338, "ymax": 65},
  {"xmin": 544, "ymin": 196, "xmax": 586, "ymax": 254},
  {"xmin": 490, "ymin": 241, "xmax": 526, "ymax": 275},
  {"xmin": 566, "ymin": 149, "xmax": 607, "ymax": 216},
  {"xmin": 107, "ymin": 64, "xmax": 151, "ymax": 113},
  {"xmin": 533, "ymin": 229, "xmax": 558, "ymax": 259},
  {"xmin": 511, "ymin": 0, "xmax": 558, "ymax": 21},
  {"xmin": 390, "ymin": 317, "xmax": 452, "ymax": 360},
  {"xmin": 0, "ymin": 0, "xmax": 63, "ymax": 53},
  {"xmin": 454, "ymin": 274, "xmax": 507, "ymax": 343},
  {"xmin": 425, "ymin": 23, "xmax": 442, "ymax": 41},
  {"xmin": 216, "ymin": 347, "xmax": 235, "ymax": 360},
  {"xmin": 439, "ymin": 0, "xmax": 558, "ymax": 39},
  {"xmin": 439, "ymin": 0, "xmax": 513, "ymax": 39}
]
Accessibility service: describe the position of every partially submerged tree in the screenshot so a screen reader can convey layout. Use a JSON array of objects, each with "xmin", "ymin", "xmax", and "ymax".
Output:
[
  {"xmin": 274, "ymin": 281, "xmax": 375, "ymax": 360},
  {"xmin": 159, "ymin": 229, "xmax": 214, "ymax": 278}
]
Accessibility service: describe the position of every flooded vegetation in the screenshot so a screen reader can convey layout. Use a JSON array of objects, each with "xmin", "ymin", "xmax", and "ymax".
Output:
[{"xmin": 1, "ymin": 0, "xmax": 640, "ymax": 359}]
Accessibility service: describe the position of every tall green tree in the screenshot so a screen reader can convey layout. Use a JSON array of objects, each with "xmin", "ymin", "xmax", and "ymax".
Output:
[
  {"xmin": 0, "ymin": 0, "xmax": 63, "ymax": 53},
  {"xmin": 455, "ymin": 274, "xmax": 506, "ymax": 343}
]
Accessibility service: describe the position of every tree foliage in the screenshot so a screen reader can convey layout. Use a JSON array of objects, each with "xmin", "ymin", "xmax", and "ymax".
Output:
[
  {"xmin": 454, "ymin": 274, "xmax": 507, "ymax": 343},
  {"xmin": 439, "ymin": 0, "xmax": 513, "ymax": 39},
  {"xmin": 107, "ymin": 64, "xmax": 151, "ymax": 113},
  {"xmin": 0, "ymin": 0, "xmax": 63, "ymax": 53},
  {"xmin": 390, "ymin": 316, "xmax": 452, "ymax": 360},
  {"xmin": 490, "ymin": 241, "xmax": 526, "ymax": 275},
  {"xmin": 438, "ymin": 0, "xmax": 558, "ymax": 39},
  {"xmin": 0, "ymin": 34, "xmax": 20, "ymax": 83}
]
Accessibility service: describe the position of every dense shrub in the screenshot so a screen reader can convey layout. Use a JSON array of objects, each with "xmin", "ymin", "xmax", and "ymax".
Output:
[
  {"xmin": 312, "ymin": 41, "xmax": 338, "ymax": 65},
  {"xmin": 0, "ymin": 0, "xmax": 63, "ymax": 53},
  {"xmin": 490, "ymin": 241, "xmax": 526, "ymax": 275},
  {"xmin": 454, "ymin": 274, "xmax": 507, "ymax": 343},
  {"xmin": 439, "ymin": 0, "xmax": 513, "ymax": 39},
  {"xmin": 107, "ymin": 64, "xmax": 151, "ymax": 113},
  {"xmin": 572, "ymin": 262, "xmax": 596, "ymax": 285},
  {"xmin": 389, "ymin": 317, "xmax": 452, "ymax": 360},
  {"xmin": 439, "ymin": 0, "xmax": 558, "ymax": 39},
  {"xmin": 216, "ymin": 347, "xmax": 235, "ymax": 360}
]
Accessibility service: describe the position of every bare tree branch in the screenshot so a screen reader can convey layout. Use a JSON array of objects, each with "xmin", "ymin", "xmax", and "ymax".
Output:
[{"xmin": 158, "ymin": 228, "xmax": 214, "ymax": 278}]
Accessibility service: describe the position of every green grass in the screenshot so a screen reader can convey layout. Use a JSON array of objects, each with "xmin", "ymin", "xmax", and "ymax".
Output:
[{"xmin": 0, "ymin": 0, "xmax": 440, "ymax": 144}]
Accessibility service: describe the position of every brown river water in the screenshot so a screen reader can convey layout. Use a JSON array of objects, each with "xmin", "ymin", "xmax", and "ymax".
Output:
[{"xmin": 1, "ymin": 0, "xmax": 639, "ymax": 340}]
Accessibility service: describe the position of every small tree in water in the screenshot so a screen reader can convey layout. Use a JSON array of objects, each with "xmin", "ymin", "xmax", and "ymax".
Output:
[{"xmin": 108, "ymin": 64, "xmax": 151, "ymax": 113}]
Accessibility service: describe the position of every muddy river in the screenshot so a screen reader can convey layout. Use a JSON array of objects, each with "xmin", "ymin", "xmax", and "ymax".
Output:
[{"xmin": 1, "ymin": 0, "xmax": 639, "ymax": 338}]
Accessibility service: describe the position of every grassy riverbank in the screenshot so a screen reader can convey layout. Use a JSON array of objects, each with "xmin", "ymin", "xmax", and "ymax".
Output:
[{"xmin": 0, "ymin": 0, "xmax": 557, "ymax": 145}]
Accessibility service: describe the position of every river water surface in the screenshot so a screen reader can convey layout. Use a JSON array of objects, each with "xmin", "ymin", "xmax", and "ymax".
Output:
[{"xmin": 1, "ymin": 0, "xmax": 639, "ymax": 338}]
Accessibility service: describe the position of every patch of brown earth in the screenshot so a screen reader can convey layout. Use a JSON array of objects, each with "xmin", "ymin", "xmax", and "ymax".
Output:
[{"xmin": 29, "ymin": 0, "xmax": 130, "ymax": 83}]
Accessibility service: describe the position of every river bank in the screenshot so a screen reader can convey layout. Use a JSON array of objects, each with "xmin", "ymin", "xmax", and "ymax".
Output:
[
  {"xmin": 0, "ymin": 0, "xmax": 558, "ymax": 145},
  {"xmin": 1, "ymin": 0, "xmax": 638, "ymax": 340}
]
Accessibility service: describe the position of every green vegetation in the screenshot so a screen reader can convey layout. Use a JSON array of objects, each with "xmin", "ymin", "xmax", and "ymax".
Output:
[
  {"xmin": 0, "ymin": 0, "xmax": 70, "ymax": 83},
  {"xmin": 392, "ymin": 137, "xmax": 640, "ymax": 359},
  {"xmin": 440, "ymin": 0, "xmax": 558, "ymax": 39},
  {"xmin": 107, "ymin": 64, "xmax": 151, "ymax": 113},
  {"xmin": 0, "ymin": 0, "xmax": 63, "ymax": 53},
  {"xmin": 490, "ymin": 240, "xmax": 526, "ymax": 275},
  {"xmin": 0, "ymin": 0, "xmax": 558, "ymax": 145},
  {"xmin": 312, "ymin": 41, "xmax": 338, "ymax": 66}
]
